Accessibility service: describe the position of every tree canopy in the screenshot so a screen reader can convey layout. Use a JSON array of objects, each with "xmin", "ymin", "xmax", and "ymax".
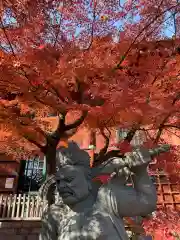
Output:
[
  {"xmin": 0, "ymin": 0, "xmax": 180, "ymax": 170},
  {"xmin": 0, "ymin": 0, "xmax": 180, "ymax": 236}
]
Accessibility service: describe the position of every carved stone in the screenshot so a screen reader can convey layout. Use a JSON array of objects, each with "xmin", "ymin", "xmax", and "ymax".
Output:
[{"xmin": 40, "ymin": 142, "xmax": 169, "ymax": 240}]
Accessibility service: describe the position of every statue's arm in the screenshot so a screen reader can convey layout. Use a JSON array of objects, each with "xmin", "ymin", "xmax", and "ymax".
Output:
[
  {"xmin": 106, "ymin": 164, "xmax": 157, "ymax": 217},
  {"xmin": 99, "ymin": 147, "xmax": 164, "ymax": 217},
  {"xmin": 92, "ymin": 144, "xmax": 170, "ymax": 178},
  {"xmin": 39, "ymin": 207, "xmax": 57, "ymax": 240}
]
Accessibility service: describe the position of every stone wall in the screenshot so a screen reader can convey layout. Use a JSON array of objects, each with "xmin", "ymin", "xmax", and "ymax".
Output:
[{"xmin": 0, "ymin": 221, "xmax": 41, "ymax": 240}]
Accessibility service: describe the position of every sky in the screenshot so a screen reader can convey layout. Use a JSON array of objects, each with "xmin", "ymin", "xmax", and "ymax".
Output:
[{"xmin": 1, "ymin": 2, "xmax": 175, "ymax": 52}]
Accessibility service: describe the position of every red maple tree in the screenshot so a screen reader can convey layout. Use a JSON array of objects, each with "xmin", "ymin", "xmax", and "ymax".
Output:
[
  {"xmin": 0, "ymin": 0, "xmax": 180, "ymax": 236},
  {"xmin": 0, "ymin": 0, "xmax": 179, "ymax": 178}
]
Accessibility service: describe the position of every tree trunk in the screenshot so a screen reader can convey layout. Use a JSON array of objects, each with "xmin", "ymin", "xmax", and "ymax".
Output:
[
  {"xmin": 45, "ymin": 142, "xmax": 57, "ymax": 205},
  {"xmin": 39, "ymin": 111, "xmax": 88, "ymax": 205},
  {"xmin": 46, "ymin": 143, "xmax": 57, "ymax": 176}
]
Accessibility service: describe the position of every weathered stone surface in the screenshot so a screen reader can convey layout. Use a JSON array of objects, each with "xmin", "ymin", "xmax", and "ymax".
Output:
[
  {"xmin": 40, "ymin": 143, "xmax": 160, "ymax": 240},
  {"xmin": 0, "ymin": 234, "xmax": 24, "ymax": 240},
  {"xmin": 0, "ymin": 228, "xmax": 16, "ymax": 234},
  {"xmin": 27, "ymin": 234, "xmax": 39, "ymax": 240},
  {"xmin": 18, "ymin": 228, "xmax": 31, "ymax": 234},
  {"xmin": 0, "ymin": 221, "xmax": 22, "ymax": 229},
  {"xmin": 32, "ymin": 228, "xmax": 41, "ymax": 234},
  {"xmin": 0, "ymin": 221, "xmax": 41, "ymax": 240}
]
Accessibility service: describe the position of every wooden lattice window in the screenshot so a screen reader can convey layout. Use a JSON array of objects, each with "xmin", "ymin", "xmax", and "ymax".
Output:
[
  {"xmin": 152, "ymin": 170, "xmax": 180, "ymax": 211},
  {"xmin": 18, "ymin": 156, "xmax": 45, "ymax": 193},
  {"xmin": 125, "ymin": 169, "xmax": 180, "ymax": 211}
]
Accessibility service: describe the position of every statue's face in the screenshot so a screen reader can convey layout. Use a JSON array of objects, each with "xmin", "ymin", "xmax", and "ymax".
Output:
[{"xmin": 56, "ymin": 165, "xmax": 90, "ymax": 206}]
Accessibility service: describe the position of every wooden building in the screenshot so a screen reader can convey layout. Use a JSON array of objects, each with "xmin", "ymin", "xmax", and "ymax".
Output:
[
  {"xmin": 0, "ymin": 154, "xmax": 19, "ymax": 193},
  {"xmin": 0, "ymin": 126, "xmax": 179, "ymax": 212}
]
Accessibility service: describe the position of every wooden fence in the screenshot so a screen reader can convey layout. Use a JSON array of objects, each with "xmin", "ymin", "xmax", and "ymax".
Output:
[
  {"xmin": 0, "ymin": 193, "xmax": 47, "ymax": 220},
  {"xmin": 0, "ymin": 193, "xmax": 156, "ymax": 239}
]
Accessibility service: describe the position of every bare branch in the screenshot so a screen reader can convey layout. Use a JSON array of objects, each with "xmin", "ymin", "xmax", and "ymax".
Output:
[
  {"xmin": 166, "ymin": 129, "xmax": 180, "ymax": 139},
  {"xmin": 114, "ymin": 2, "xmax": 179, "ymax": 70},
  {"xmin": 124, "ymin": 123, "xmax": 141, "ymax": 142},
  {"xmin": 65, "ymin": 110, "xmax": 88, "ymax": 131},
  {"xmin": 140, "ymin": 128, "xmax": 154, "ymax": 141},
  {"xmin": 154, "ymin": 93, "xmax": 180, "ymax": 143},
  {"xmin": 53, "ymin": 1, "xmax": 64, "ymax": 47},
  {"xmin": 85, "ymin": 1, "xmax": 96, "ymax": 50},
  {"xmin": 163, "ymin": 124, "xmax": 180, "ymax": 130},
  {"xmin": 98, "ymin": 127, "xmax": 111, "ymax": 155},
  {"xmin": 49, "ymin": 82, "xmax": 69, "ymax": 104},
  {"xmin": 23, "ymin": 135, "xmax": 45, "ymax": 151},
  {"xmin": 18, "ymin": 66, "xmax": 69, "ymax": 104},
  {"xmin": 172, "ymin": 0, "xmax": 178, "ymax": 37},
  {"xmin": 34, "ymin": 94, "xmax": 57, "ymax": 109},
  {"xmin": 49, "ymin": 112, "xmax": 67, "ymax": 141},
  {"xmin": 93, "ymin": 127, "xmax": 112, "ymax": 167},
  {"xmin": 172, "ymin": 93, "xmax": 180, "ymax": 105},
  {"xmin": 0, "ymin": 18, "xmax": 16, "ymax": 57}
]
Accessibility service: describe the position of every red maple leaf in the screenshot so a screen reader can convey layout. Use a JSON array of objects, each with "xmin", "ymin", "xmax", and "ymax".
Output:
[
  {"xmin": 93, "ymin": 174, "xmax": 111, "ymax": 184},
  {"xmin": 38, "ymin": 45, "xmax": 45, "ymax": 50},
  {"xmin": 116, "ymin": 140, "xmax": 133, "ymax": 154}
]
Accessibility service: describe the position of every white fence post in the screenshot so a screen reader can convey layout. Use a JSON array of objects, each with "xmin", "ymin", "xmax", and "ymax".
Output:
[{"xmin": 0, "ymin": 193, "xmax": 47, "ymax": 220}]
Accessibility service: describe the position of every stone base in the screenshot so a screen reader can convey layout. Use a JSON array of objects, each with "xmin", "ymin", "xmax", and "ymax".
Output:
[{"xmin": 0, "ymin": 221, "xmax": 41, "ymax": 240}]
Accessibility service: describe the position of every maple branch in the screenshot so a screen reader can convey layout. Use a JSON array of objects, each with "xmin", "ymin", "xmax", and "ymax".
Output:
[
  {"xmin": 124, "ymin": 123, "xmax": 141, "ymax": 143},
  {"xmin": 34, "ymin": 94, "xmax": 59, "ymax": 109},
  {"xmin": 65, "ymin": 111, "xmax": 88, "ymax": 131},
  {"xmin": 94, "ymin": 127, "xmax": 131, "ymax": 166},
  {"xmin": 0, "ymin": 43, "xmax": 8, "ymax": 52},
  {"xmin": 48, "ymin": 82, "xmax": 69, "ymax": 104},
  {"xmin": 16, "ymin": 67, "xmax": 41, "ymax": 92},
  {"xmin": 166, "ymin": 129, "xmax": 180, "ymax": 139},
  {"xmin": 33, "ymin": 84, "xmax": 68, "ymax": 108},
  {"xmin": 172, "ymin": 0, "xmax": 179, "ymax": 37},
  {"xmin": 154, "ymin": 114, "xmax": 172, "ymax": 144},
  {"xmin": 34, "ymin": 94, "xmax": 49, "ymax": 106},
  {"xmin": 163, "ymin": 124, "xmax": 180, "ymax": 130},
  {"xmin": 71, "ymin": 78, "xmax": 104, "ymax": 106},
  {"xmin": 140, "ymin": 128, "xmax": 154, "ymax": 141},
  {"xmin": 94, "ymin": 124, "xmax": 142, "ymax": 166},
  {"xmin": 32, "ymin": 127, "xmax": 48, "ymax": 141},
  {"xmin": 18, "ymin": 66, "xmax": 68, "ymax": 104},
  {"xmin": 173, "ymin": 14, "xmax": 177, "ymax": 37},
  {"xmin": 53, "ymin": 1, "xmax": 64, "ymax": 47},
  {"xmin": 48, "ymin": 112, "xmax": 67, "ymax": 141},
  {"xmin": 98, "ymin": 127, "xmax": 111, "ymax": 156},
  {"xmin": 154, "ymin": 93, "xmax": 180, "ymax": 143},
  {"xmin": 73, "ymin": 78, "xmax": 85, "ymax": 104},
  {"xmin": 0, "ymin": 76, "xmax": 20, "ymax": 87},
  {"xmin": 139, "ymin": 127, "xmax": 157, "ymax": 131},
  {"xmin": 143, "ymin": 12, "xmax": 176, "ymax": 42},
  {"xmin": 119, "ymin": 0, "xmax": 124, "ymax": 9},
  {"xmin": 147, "ymin": 57, "xmax": 179, "ymax": 102},
  {"xmin": 0, "ymin": 18, "xmax": 16, "ymax": 57},
  {"xmin": 172, "ymin": 93, "xmax": 180, "ymax": 105},
  {"xmin": 93, "ymin": 127, "xmax": 112, "ymax": 166},
  {"xmin": 114, "ymin": 1, "xmax": 179, "ymax": 70},
  {"xmin": 85, "ymin": 1, "xmax": 96, "ymax": 50},
  {"xmin": 23, "ymin": 135, "xmax": 45, "ymax": 151}
]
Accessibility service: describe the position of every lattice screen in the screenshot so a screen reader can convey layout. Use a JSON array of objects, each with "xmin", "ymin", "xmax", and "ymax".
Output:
[{"xmin": 152, "ymin": 171, "xmax": 180, "ymax": 211}]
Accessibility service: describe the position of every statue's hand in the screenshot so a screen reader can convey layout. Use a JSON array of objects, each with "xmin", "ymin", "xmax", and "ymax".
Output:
[
  {"xmin": 124, "ymin": 144, "xmax": 170, "ymax": 172},
  {"xmin": 124, "ymin": 147, "xmax": 151, "ymax": 169},
  {"xmin": 148, "ymin": 144, "xmax": 170, "ymax": 158},
  {"xmin": 92, "ymin": 145, "xmax": 170, "ymax": 177},
  {"xmin": 94, "ymin": 157, "xmax": 125, "ymax": 176}
]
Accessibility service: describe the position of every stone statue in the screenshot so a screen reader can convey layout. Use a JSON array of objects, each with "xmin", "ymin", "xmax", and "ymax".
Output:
[{"xmin": 39, "ymin": 141, "xmax": 170, "ymax": 240}]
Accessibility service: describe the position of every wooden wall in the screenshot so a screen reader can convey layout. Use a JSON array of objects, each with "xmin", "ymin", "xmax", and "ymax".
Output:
[{"xmin": 0, "ymin": 155, "xmax": 20, "ymax": 193}]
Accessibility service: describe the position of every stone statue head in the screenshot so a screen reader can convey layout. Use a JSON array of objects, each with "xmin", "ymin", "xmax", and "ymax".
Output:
[{"xmin": 55, "ymin": 141, "xmax": 92, "ymax": 206}]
